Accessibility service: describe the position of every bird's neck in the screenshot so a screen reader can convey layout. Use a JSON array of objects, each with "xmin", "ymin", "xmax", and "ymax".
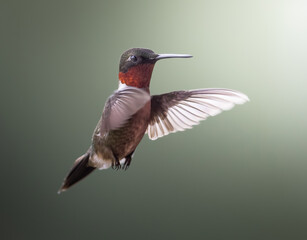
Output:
[{"xmin": 118, "ymin": 63, "xmax": 155, "ymax": 88}]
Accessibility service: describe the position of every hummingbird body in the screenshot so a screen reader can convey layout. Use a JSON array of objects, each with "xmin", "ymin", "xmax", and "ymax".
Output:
[
  {"xmin": 91, "ymin": 97, "xmax": 151, "ymax": 170},
  {"xmin": 59, "ymin": 48, "xmax": 249, "ymax": 193}
]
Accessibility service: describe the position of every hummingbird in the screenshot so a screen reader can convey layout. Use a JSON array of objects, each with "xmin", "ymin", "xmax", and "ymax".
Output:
[{"xmin": 58, "ymin": 48, "xmax": 249, "ymax": 193}]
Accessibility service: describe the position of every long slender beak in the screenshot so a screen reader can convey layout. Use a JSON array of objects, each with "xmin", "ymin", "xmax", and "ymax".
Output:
[{"xmin": 155, "ymin": 53, "xmax": 193, "ymax": 60}]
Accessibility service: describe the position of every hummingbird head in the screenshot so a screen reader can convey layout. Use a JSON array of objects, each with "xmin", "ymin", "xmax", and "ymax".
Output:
[{"xmin": 118, "ymin": 48, "xmax": 192, "ymax": 88}]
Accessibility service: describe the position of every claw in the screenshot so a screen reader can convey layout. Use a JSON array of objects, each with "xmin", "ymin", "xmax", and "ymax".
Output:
[
  {"xmin": 123, "ymin": 156, "xmax": 132, "ymax": 170},
  {"xmin": 112, "ymin": 158, "xmax": 121, "ymax": 170}
]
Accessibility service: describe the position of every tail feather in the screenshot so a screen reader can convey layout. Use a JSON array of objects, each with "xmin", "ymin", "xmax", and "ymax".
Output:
[{"xmin": 58, "ymin": 153, "xmax": 95, "ymax": 194}]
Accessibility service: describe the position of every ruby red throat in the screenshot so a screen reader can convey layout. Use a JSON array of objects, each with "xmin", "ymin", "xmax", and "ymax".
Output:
[{"xmin": 58, "ymin": 48, "xmax": 249, "ymax": 193}]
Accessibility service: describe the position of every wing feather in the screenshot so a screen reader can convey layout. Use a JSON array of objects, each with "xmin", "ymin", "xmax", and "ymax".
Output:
[
  {"xmin": 147, "ymin": 88, "xmax": 249, "ymax": 140},
  {"xmin": 100, "ymin": 86, "xmax": 150, "ymax": 134}
]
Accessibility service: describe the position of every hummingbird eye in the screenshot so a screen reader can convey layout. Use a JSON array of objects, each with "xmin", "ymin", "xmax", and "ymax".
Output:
[{"xmin": 128, "ymin": 55, "xmax": 138, "ymax": 62}]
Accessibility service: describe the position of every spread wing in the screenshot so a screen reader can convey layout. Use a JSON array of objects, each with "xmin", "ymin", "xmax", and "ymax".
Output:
[
  {"xmin": 147, "ymin": 88, "xmax": 249, "ymax": 140},
  {"xmin": 100, "ymin": 86, "xmax": 150, "ymax": 134}
]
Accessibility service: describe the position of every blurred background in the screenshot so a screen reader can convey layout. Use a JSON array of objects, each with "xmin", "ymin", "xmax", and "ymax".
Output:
[{"xmin": 1, "ymin": 0, "xmax": 307, "ymax": 239}]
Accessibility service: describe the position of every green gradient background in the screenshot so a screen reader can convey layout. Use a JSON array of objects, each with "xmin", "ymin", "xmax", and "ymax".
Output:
[{"xmin": 2, "ymin": 0, "xmax": 307, "ymax": 239}]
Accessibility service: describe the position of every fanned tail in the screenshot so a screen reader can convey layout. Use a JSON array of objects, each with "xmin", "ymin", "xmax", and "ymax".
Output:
[{"xmin": 58, "ymin": 152, "xmax": 95, "ymax": 194}]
